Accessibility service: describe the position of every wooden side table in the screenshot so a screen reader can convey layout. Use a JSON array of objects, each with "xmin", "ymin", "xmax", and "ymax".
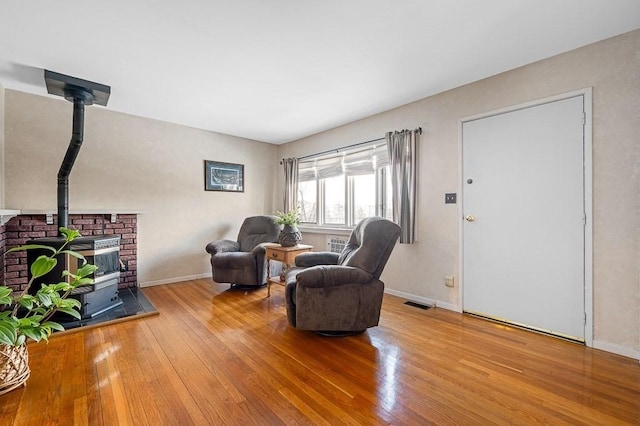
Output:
[{"xmin": 265, "ymin": 243, "xmax": 313, "ymax": 297}]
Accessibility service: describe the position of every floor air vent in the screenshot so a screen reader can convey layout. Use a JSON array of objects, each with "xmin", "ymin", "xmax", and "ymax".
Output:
[{"xmin": 404, "ymin": 301, "xmax": 432, "ymax": 310}]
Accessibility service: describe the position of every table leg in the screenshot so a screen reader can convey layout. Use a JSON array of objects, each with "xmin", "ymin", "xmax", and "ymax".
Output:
[{"xmin": 267, "ymin": 259, "xmax": 271, "ymax": 297}]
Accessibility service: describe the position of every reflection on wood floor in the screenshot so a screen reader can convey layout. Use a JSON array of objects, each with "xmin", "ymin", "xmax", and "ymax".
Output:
[{"xmin": 1, "ymin": 279, "xmax": 639, "ymax": 425}]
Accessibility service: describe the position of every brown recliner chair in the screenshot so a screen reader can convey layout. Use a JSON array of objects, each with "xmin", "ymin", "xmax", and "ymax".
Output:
[
  {"xmin": 285, "ymin": 217, "xmax": 401, "ymax": 334},
  {"xmin": 205, "ymin": 215, "xmax": 280, "ymax": 287}
]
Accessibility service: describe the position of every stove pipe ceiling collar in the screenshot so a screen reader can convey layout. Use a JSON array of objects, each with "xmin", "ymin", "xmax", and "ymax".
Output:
[{"xmin": 44, "ymin": 70, "xmax": 110, "ymax": 235}]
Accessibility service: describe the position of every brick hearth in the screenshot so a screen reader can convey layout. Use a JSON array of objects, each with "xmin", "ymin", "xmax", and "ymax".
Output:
[{"xmin": 0, "ymin": 214, "xmax": 137, "ymax": 292}]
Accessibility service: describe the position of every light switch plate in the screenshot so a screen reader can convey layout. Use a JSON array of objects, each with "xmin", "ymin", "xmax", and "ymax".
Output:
[{"xmin": 445, "ymin": 193, "xmax": 457, "ymax": 204}]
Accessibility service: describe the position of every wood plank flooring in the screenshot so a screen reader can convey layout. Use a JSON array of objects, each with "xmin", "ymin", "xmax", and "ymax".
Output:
[{"xmin": 1, "ymin": 279, "xmax": 638, "ymax": 425}]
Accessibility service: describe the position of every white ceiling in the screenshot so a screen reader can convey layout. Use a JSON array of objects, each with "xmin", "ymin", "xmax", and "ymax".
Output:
[{"xmin": 1, "ymin": 1, "xmax": 639, "ymax": 144}]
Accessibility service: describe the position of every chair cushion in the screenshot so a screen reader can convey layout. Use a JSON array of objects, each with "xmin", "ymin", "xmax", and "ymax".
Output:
[
  {"xmin": 294, "ymin": 251, "xmax": 339, "ymax": 267},
  {"xmin": 295, "ymin": 265, "xmax": 373, "ymax": 288},
  {"xmin": 237, "ymin": 216, "xmax": 280, "ymax": 252}
]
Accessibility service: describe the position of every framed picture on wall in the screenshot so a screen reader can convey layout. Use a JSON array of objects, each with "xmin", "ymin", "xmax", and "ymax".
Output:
[{"xmin": 204, "ymin": 160, "xmax": 244, "ymax": 192}]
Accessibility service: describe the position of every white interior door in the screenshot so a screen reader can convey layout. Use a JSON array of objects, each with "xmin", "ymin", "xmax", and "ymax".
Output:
[{"xmin": 462, "ymin": 95, "xmax": 586, "ymax": 341}]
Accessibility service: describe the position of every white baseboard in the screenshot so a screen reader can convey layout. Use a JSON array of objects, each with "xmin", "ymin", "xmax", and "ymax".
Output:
[
  {"xmin": 139, "ymin": 273, "xmax": 210, "ymax": 288},
  {"xmin": 432, "ymin": 299, "xmax": 462, "ymax": 313},
  {"xmin": 592, "ymin": 339, "xmax": 640, "ymax": 361},
  {"xmin": 384, "ymin": 288, "xmax": 462, "ymax": 313}
]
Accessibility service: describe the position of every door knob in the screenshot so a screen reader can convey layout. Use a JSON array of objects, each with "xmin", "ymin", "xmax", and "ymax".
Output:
[{"xmin": 465, "ymin": 215, "xmax": 475, "ymax": 222}]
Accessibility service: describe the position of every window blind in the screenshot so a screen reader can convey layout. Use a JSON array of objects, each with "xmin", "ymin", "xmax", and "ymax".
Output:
[{"xmin": 298, "ymin": 143, "xmax": 388, "ymax": 180}]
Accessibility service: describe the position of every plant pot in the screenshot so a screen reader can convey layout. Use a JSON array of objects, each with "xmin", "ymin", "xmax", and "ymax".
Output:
[
  {"xmin": 279, "ymin": 224, "xmax": 302, "ymax": 247},
  {"xmin": 0, "ymin": 343, "xmax": 30, "ymax": 395}
]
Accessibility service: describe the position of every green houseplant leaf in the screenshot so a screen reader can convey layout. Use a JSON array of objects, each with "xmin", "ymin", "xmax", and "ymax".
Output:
[
  {"xmin": 56, "ymin": 306, "xmax": 82, "ymax": 320},
  {"xmin": 42, "ymin": 321, "xmax": 65, "ymax": 332},
  {"xmin": 58, "ymin": 227, "xmax": 82, "ymax": 241},
  {"xmin": 0, "ymin": 320, "xmax": 18, "ymax": 346},
  {"xmin": 6, "ymin": 244, "xmax": 57, "ymax": 255},
  {"xmin": 17, "ymin": 295, "xmax": 36, "ymax": 310},
  {"xmin": 0, "ymin": 287, "xmax": 13, "ymax": 305},
  {"xmin": 1, "ymin": 226, "xmax": 97, "ymax": 346},
  {"xmin": 275, "ymin": 209, "xmax": 301, "ymax": 226},
  {"xmin": 29, "ymin": 255, "xmax": 57, "ymax": 280}
]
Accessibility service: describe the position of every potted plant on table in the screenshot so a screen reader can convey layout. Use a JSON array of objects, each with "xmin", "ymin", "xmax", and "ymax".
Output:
[
  {"xmin": 0, "ymin": 227, "xmax": 97, "ymax": 395},
  {"xmin": 275, "ymin": 209, "xmax": 302, "ymax": 247}
]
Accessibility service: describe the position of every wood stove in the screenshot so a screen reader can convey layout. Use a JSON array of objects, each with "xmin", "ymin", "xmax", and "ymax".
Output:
[{"xmin": 27, "ymin": 235, "xmax": 122, "ymax": 318}]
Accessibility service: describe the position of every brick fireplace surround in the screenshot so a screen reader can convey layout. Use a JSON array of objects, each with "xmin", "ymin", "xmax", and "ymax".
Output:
[{"xmin": 0, "ymin": 214, "xmax": 137, "ymax": 292}]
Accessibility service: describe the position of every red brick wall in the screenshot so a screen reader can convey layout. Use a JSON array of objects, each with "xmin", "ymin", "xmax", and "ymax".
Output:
[{"xmin": 2, "ymin": 214, "xmax": 137, "ymax": 292}]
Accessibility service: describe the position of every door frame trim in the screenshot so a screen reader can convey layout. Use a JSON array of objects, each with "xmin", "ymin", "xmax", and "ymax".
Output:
[{"xmin": 457, "ymin": 88, "xmax": 593, "ymax": 347}]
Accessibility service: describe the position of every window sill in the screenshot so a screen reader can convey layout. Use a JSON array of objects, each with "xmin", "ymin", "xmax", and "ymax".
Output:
[{"xmin": 298, "ymin": 225, "xmax": 352, "ymax": 236}]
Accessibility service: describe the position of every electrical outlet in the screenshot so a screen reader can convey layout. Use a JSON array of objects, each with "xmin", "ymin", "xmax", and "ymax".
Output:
[
  {"xmin": 444, "ymin": 276, "xmax": 455, "ymax": 287},
  {"xmin": 445, "ymin": 193, "xmax": 457, "ymax": 204}
]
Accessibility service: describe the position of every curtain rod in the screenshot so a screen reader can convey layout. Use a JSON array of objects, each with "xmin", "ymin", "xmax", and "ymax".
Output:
[
  {"xmin": 282, "ymin": 127, "xmax": 422, "ymax": 164},
  {"xmin": 297, "ymin": 136, "xmax": 384, "ymax": 161}
]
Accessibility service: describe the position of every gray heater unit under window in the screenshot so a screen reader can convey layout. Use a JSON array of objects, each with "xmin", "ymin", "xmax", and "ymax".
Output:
[{"xmin": 326, "ymin": 235, "xmax": 348, "ymax": 254}]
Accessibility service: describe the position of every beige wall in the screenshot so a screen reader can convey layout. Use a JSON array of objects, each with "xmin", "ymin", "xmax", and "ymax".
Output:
[
  {"xmin": 4, "ymin": 90, "xmax": 278, "ymax": 285},
  {"xmin": 278, "ymin": 30, "xmax": 640, "ymax": 356},
  {"xmin": 0, "ymin": 82, "xmax": 4, "ymax": 207}
]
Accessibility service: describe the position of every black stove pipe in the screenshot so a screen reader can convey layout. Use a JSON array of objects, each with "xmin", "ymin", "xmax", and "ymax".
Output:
[
  {"xmin": 57, "ymin": 95, "xmax": 86, "ymax": 234},
  {"xmin": 44, "ymin": 70, "xmax": 110, "ymax": 238}
]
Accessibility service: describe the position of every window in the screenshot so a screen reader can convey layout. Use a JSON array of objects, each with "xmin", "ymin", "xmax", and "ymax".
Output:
[
  {"xmin": 323, "ymin": 175, "xmax": 346, "ymax": 224},
  {"xmin": 297, "ymin": 143, "xmax": 392, "ymax": 227},
  {"xmin": 380, "ymin": 167, "xmax": 393, "ymax": 221},
  {"xmin": 352, "ymin": 174, "xmax": 376, "ymax": 223},
  {"xmin": 297, "ymin": 180, "xmax": 317, "ymax": 223}
]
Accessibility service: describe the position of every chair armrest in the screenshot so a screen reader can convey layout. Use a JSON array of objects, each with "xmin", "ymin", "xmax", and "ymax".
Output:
[
  {"xmin": 205, "ymin": 239, "xmax": 240, "ymax": 255},
  {"xmin": 294, "ymin": 252, "xmax": 340, "ymax": 267},
  {"xmin": 295, "ymin": 265, "xmax": 373, "ymax": 288},
  {"xmin": 250, "ymin": 243, "xmax": 270, "ymax": 256}
]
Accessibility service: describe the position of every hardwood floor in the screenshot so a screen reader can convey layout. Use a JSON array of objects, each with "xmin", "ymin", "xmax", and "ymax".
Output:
[{"xmin": 1, "ymin": 279, "xmax": 638, "ymax": 425}]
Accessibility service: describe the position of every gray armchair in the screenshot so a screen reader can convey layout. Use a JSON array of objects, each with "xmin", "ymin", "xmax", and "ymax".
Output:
[
  {"xmin": 205, "ymin": 215, "xmax": 280, "ymax": 287},
  {"xmin": 284, "ymin": 217, "xmax": 401, "ymax": 334}
]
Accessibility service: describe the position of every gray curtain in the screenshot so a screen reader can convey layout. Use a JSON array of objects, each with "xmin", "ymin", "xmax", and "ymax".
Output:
[
  {"xmin": 282, "ymin": 157, "xmax": 299, "ymax": 211},
  {"xmin": 386, "ymin": 129, "xmax": 419, "ymax": 244}
]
